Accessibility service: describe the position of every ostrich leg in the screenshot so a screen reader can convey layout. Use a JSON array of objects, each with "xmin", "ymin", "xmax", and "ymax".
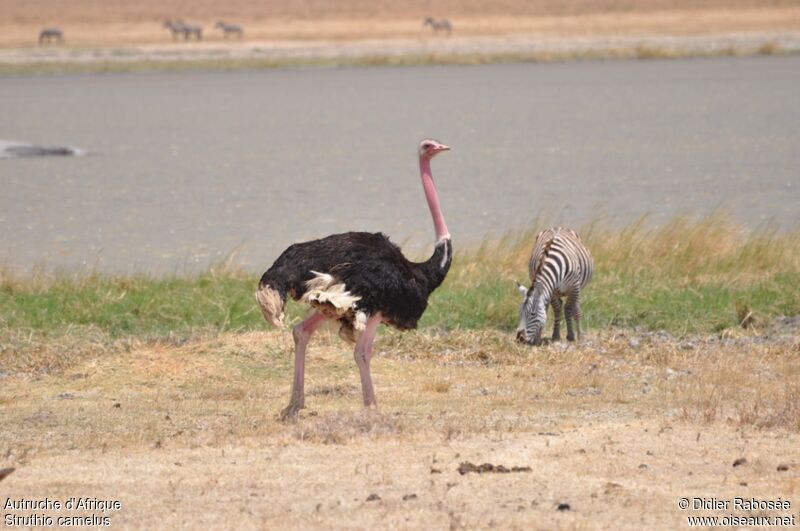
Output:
[
  {"xmin": 280, "ymin": 312, "xmax": 326, "ymax": 420},
  {"xmin": 354, "ymin": 313, "xmax": 383, "ymax": 408}
]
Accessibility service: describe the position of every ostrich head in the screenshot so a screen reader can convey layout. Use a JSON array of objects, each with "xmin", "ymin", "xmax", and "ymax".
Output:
[{"xmin": 418, "ymin": 138, "xmax": 450, "ymax": 160}]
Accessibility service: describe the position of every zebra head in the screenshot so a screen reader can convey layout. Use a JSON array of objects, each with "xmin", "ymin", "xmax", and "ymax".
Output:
[{"xmin": 515, "ymin": 281, "xmax": 546, "ymax": 345}]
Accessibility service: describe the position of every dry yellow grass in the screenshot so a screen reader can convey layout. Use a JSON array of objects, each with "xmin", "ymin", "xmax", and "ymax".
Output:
[
  {"xmin": 2, "ymin": 327, "xmax": 798, "ymax": 528},
  {"xmin": 1, "ymin": 0, "xmax": 800, "ymax": 47},
  {"xmin": 7, "ymin": 0, "xmax": 800, "ymax": 25}
]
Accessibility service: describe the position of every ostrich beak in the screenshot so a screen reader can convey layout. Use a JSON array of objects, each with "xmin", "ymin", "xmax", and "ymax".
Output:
[{"xmin": 434, "ymin": 144, "xmax": 450, "ymax": 153}]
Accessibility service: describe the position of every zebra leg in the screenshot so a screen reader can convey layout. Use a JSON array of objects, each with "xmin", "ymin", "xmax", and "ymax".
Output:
[
  {"xmin": 550, "ymin": 295, "xmax": 563, "ymax": 341},
  {"xmin": 354, "ymin": 313, "xmax": 383, "ymax": 408},
  {"xmin": 574, "ymin": 292, "xmax": 583, "ymax": 340},
  {"xmin": 565, "ymin": 291, "xmax": 582, "ymax": 341},
  {"xmin": 280, "ymin": 311, "xmax": 326, "ymax": 420}
]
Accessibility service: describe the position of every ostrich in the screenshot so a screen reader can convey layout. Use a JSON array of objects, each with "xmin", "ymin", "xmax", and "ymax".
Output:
[{"xmin": 256, "ymin": 139, "xmax": 453, "ymax": 419}]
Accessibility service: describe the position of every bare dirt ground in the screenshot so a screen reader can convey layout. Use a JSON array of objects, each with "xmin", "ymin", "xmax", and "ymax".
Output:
[{"xmin": 2, "ymin": 324, "xmax": 798, "ymax": 528}]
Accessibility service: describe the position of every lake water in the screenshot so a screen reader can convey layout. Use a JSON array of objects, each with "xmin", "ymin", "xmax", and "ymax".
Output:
[{"xmin": 1, "ymin": 56, "xmax": 798, "ymax": 273}]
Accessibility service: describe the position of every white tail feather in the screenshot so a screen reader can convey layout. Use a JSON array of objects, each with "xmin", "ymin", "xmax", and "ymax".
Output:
[
  {"xmin": 301, "ymin": 271, "xmax": 361, "ymax": 315},
  {"xmin": 255, "ymin": 284, "xmax": 285, "ymax": 328},
  {"xmin": 354, "ymin": 310, "xmax": 367, "ymax": 331}
]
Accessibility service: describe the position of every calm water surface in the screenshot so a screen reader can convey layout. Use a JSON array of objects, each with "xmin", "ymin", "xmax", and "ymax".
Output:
[{"xmin": 1, "ymin": 56, "xmax": 798, "ymax": 273}]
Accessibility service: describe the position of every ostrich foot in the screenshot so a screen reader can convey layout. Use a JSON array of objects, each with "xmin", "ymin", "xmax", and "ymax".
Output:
[{"xmin": 278, "ymin": 400, "xmax": 304, "ymax": 421}]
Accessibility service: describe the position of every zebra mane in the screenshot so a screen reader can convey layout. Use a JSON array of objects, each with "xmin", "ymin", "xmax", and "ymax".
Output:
[{"xmin": 529, "ymin": 231, "xmax": 555, "ymax": 286}]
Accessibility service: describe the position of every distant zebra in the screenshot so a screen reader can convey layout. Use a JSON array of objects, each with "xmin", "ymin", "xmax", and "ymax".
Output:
[
  {"xmin": 423, "ymin": 17, "xmax": 452, "ymax": 36},
  {"xmin": 180, "ymin": 21, "xmax": 203, "ymax": 40},
  {"xmin": 38, "ymin": 27, "xmax": 64, "ymax": 45},
  {"xmin": 516, "ymin": 227, "xmax": 593, "ymax": 345},
  {"xmin": 215, "ymin": 21, "xmax": 243, "ymax": 38},
  {"xmin": 162, "ymin": 20, "xmax": 202, "ymax": 41},
  {"xmin": 163, "ymin": 20, "xmax": 184, "ymax": 40}
]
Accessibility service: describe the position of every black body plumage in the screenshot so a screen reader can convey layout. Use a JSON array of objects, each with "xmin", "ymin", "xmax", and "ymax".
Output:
[{"xmin": 259, "ymin": 232, "xmax": 452, "ymax": 330}]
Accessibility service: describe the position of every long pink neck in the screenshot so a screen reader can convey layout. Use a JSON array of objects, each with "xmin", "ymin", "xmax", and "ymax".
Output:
[{"xmin": 419, "ymin": 156, "xmax": 450, "ymax": 242}]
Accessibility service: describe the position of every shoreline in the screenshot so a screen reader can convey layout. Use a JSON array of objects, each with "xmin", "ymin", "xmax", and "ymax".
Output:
[{"xmin": 2, "ymin": 31, "xmax": 799, "ymax": 74}]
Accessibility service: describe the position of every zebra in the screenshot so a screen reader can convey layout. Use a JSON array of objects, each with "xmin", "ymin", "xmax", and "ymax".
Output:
[
  {"xmin": 162, "ymin": 20, "xmax": 184, "ymax": 40},
  {"xmin": 162, "ymin": 20, "xmax": 202, "ymax": 41},
  {"xmin": 38, "ymin": 27, "xmax": 64, "ymax": 45},
  {"xmin": 423, "ymin": 17, "xmax": 453, "ymax": 36},
  {"xmin": 215, "ymin": 21, "xmax": 244, "ymax": 39},
  {"xmin": 516, "ymin": 227, "xmax": 593, "ymax": 345}
]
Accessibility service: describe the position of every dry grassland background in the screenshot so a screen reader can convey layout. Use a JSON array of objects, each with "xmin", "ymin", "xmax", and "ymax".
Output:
[{"xmin": 1, "ymin": 0, "xmax": 800, "ymax": 47}]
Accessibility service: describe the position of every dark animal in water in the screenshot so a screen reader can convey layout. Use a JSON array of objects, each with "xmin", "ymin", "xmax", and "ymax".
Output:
[{"xmin": 256, "ymin": 139, "xmax": 453, "ymax": 419}]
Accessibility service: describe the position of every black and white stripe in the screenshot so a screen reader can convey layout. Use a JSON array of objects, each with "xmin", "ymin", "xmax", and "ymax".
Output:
[{"xmin": 516, "ymin": 227, "xmax": 593, "ymax": 345}]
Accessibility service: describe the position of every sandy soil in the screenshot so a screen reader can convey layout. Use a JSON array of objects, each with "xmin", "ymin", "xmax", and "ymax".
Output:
[
  {"xmin": 3, "ymin": 424, "xmax": 798, "ymax": 529},
  {"xmin": 2, "ymin": 326, "xmax": 798, "ymax": 528}
]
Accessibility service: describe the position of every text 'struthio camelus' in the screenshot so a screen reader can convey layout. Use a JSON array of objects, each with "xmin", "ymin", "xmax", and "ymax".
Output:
[{"xmin": 256, "ymin": 139, "xmax": 453, "ymax": 419}]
